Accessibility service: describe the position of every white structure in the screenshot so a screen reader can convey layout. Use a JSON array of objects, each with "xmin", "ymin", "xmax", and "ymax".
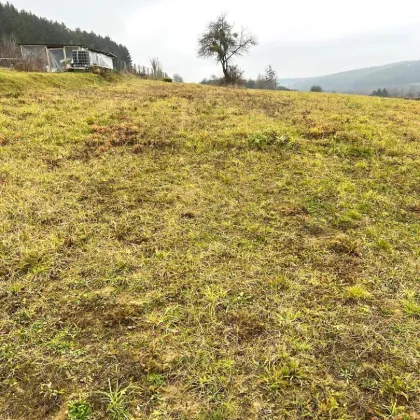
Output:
[{"xmin": 20, "ymin": 44, "xmax": 116, "ymax": 72}]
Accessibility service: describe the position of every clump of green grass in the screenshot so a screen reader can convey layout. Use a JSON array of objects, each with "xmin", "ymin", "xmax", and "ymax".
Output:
[
  {"xmin": 67, "ymin": 399, "xmax": 93, "ymax": 420},
  {"xmin": 268, "ymin": 275, "xmax": 291, "ymax": 291},
  {"xmin": 345, "ymin": 285, "xmax": 372, "ymax": 301},
  {"xmin": 247, "ymin": 130, "xmax": 293, "ymax": 150},
  {"xmin": 402, "ymin": 300, "xmax": 420, "ymax": 317},
  {"xmin": 97, "ymin": 380, "xmax": 137, "ymax": 420},
  {"xmin": 262, "ymin": 358, "xmax": 304, "ymax": 393}
]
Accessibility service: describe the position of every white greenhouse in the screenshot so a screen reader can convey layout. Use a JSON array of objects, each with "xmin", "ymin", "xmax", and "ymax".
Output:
[{"xmin": 19, "ymin": 44, "xmax": 116, "ymax": 72}]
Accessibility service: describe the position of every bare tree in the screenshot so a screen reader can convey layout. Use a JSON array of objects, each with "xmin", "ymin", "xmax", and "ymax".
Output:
[
  {"xmin": 173, "ymin": 74, "xmax": 184, "ymax": 83},
  {"xmin": 150, "ymin": 57, "xmax": 163, "ymax": 78},
  {"xmin": 265, "ymin": 65, "xmax": 277, "ymax": 90},
  {"xmin": 0, "ymin": 35, "xmax": 20, "ymax": 68},
  {"xmin": 256, "ymin": 74, "xmax": 266, "ymax": 89},
  {"xmin": 0, "ymin": 35, "xmax": 18, "ymax": 57},
  {"xmin": 198, "ymin": 14, "xmax": 257, "ymax": 84}
]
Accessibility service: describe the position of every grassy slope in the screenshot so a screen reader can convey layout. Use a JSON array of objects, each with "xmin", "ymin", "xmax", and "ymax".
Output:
[{"xmin": 0, "ymin": 69, "xmax": 419, "ymax": 419}]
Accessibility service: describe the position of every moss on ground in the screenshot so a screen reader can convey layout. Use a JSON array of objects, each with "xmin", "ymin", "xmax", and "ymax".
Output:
[{"xmin": 0, "ymin": 69, "xmax": 419, "ymax": 419}]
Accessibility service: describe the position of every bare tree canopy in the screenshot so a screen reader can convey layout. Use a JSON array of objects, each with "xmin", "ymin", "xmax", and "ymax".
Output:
[
  {"xmin": 198, "ymin": 14, "xmax": 257, "ymax": 84},
  {"xmin": 173, "ymin": 74, "xmax": 184, "ymax": 83},
  {"xmin": 150, "ymin": 57, "xmax": 163, "ymax": 78},
  {"xmin": 265, "ymin": 65, "xmax": 277, "ymax": 90}
]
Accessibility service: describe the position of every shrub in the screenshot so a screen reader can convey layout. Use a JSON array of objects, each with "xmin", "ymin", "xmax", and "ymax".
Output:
[
  {"xmin": 310, "ymin": 85, "xmax": 323, "ymax": 92},
  {"xmin": 224, "ymin": 65, "xmax": 244, "ymax": 86},
  {"xmin": 162, "ymin": 77, "xmax": 173, "ymax": 83}
]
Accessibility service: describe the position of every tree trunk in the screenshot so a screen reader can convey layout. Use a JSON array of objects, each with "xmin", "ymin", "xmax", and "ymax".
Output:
[{"xmin": 221, "ymin": 60, "xmax": 230, "ymax": 84}]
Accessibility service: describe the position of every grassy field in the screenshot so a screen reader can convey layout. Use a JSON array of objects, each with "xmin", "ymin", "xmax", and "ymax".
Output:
[{"xmin": 0, "ymin": 68, "xmax": 419, "ymax": 419}]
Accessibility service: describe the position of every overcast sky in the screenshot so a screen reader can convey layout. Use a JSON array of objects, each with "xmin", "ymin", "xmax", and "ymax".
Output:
[{"xmin": 9, "ymin": 0, "xmax": 420, "ymax": 82}]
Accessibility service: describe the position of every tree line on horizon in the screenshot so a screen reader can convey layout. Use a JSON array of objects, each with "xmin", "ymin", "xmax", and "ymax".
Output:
[
  {"xmin": 0, "ymin": 2, "xmax": 132, "ymax": 69},
  {"xmin": 200, "ymin": 67, "xmax": 292, "ymax": 91},
  {"xmin": 371, "ymin": 88, "xmax": 390, "ymax": 97}
]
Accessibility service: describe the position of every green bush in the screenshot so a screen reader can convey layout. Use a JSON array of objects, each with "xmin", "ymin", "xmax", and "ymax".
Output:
[
  {"xmin": 310, "ymin": 85, "xmax": 323, "ymax": 92},
  {"xmin": 162, "ymin": 77, "xmax": 173, "ymax": 83}
]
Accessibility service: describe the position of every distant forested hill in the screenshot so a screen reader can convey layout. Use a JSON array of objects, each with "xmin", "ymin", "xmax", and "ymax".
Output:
[
  {"xmin": 280, "ymin": 61, "xmax": 420, "ymax": 95},
  {"xmin": 0, "ymin": 2, "xmax": 132, "ymax": 68}
]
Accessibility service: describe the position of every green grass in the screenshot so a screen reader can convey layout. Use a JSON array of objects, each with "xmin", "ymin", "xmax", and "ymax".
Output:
[
  {"xmin": 344, "ymin": 285, "xmax": 372, "ymax": 301},
  {"xmin": 0, "ymin": 68, "xmax": 419, "ymax": 419},
  {"xmin": 67, "ymin": 399, "xmax": 93, "ymax": 420}
]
